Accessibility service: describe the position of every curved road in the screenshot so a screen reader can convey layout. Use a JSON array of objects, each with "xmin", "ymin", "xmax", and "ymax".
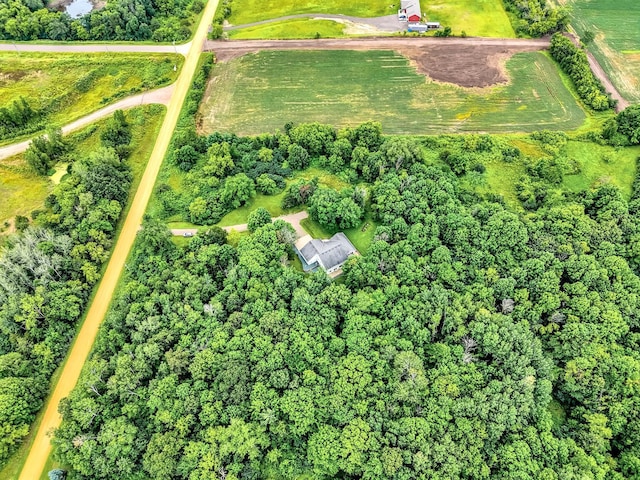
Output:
[
  {"xmin": 16, "ymin": 0, "xmax": 220, "ymax": 478},
  {"xmin": 224, "ymin": 13, "xmax": 402, "ymax": 32},
  {"xmin": 0, "ymin": 85, "xmax": 173, "ymax": 161}
]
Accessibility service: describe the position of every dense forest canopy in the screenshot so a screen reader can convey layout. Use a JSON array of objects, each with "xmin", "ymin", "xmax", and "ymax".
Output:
[
  {"xmin": 52, "ymin": 121, "xmax": 640, "ymax": 479},
  {"xmin": 0, "ymin": 111, "xmax": 135, "ymax": 465},
  {"xmin": 0, "ymin": 0, "xmax": 201, "ymax": 41}
]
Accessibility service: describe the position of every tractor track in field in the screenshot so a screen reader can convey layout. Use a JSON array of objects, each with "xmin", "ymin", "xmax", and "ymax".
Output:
[{"xmin": 205, "ymin": 37, "xmax": 551, "ymax": 88}]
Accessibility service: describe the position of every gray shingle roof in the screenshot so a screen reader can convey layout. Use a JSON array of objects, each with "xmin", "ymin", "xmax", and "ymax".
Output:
[{"xmin": 298, "ymin": 232, "xmax": 358, "ymax": 271}]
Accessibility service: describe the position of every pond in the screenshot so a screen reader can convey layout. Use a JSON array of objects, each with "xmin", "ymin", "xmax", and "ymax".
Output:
[{"xmin": 65, "ymin": 0, "xmax": 93, "ymax": 18}]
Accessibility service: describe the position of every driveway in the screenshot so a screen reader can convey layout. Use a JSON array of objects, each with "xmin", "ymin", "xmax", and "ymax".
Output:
[
  {"xmin": 170, "ymin": 211, "xmax": 310, "ymax": 238},
  {"xmin": 224, "ymin": 14, "xmax": 402, "ymax": 33}
]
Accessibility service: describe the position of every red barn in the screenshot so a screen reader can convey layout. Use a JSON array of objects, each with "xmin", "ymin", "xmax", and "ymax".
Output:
[{"xmin": 399, "ymin": 0, "xmax": 422, "ymax": 23}]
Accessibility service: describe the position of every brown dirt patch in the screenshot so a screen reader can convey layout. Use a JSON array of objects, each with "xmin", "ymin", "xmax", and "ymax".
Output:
[{"xmin": 398, "ymin": 44, "xmax": 542, "ymax": 88}]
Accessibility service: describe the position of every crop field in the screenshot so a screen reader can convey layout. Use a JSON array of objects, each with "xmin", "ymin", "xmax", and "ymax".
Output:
[
  {"xmin": 198, "ymin": 50, "xmax": 587, "ymax": 136},
  {"xmin": 0, "ymin": 105, "xmax": 164, "ymax": 236},
  {"xmin": 224, "ymin": 0, "xmax": 394, "ymax": 25},
  {"xmin": 228, "ymin": 18, "xmax": 347, "ymax": 39},
  {"xmin": 422, "ymin": 0, "xmax": 515, "ymax": 37},
  {"xmin": 0, "ymin": 52, "xmax": 181, "ymax": 145},
  {"xmin": 566, "ymin": 0, "xmax": 640, "ymax": 102}
]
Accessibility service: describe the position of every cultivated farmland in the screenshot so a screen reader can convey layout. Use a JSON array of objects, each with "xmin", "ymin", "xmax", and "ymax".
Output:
[
  {"xmin": 198, "ymin": 50, "xmax": 586, "ymax": 136},
  {"xmin": 565, "ymin": 0, "xmax": 640, "ymax": 103},
  {"xmin": 0, "ymin": 52, "xmax": 181, "ymax": 145}
]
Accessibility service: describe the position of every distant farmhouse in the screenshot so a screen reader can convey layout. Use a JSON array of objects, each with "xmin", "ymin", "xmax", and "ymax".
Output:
[
  {"xmin": 295, "ymin": 233, "xmax": 359, "ymax": 277},
  {"xmin": 398, "ymin": 0, "xmax": 422, "ymax": 23}
]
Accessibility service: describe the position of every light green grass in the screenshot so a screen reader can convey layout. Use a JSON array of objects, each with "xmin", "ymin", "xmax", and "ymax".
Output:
[
  {"xmin": 215, "ymin": 168, "xmax": 350, "ymax": 227},
  {"xmin": 566, "ymin": 0, "xmax": 640, "ymax": 102},
  {"xmin": 198, "ymin": 50, "xmax": 587, "ymax": 136},
  {"xmin": 0, "ymin": 155, "xmax": 51, "ymax": 230},
  {"xmin": 225, "ymin": 0, "xmax": 394, "ymax": 25},
  {"xmin": 228, "ymin": 18, "xmax": 346, "ymax": 39},
  {"xmin": 422, "ymin": 0, "xmax": 515, "ymax": 37},
  {"xmin": 0, "ymin": 52, "xmax": 182, "ymax": 145},
  {"xmin": 0, "ymin": 104, "xmax": 165, "ymax": 480},
  {"xmin": 300, "ymin": 214, "xmax": 378, "ymax": 253},
  {"xmin": 561, "ymin": 141, "xmax": 639, "ymax": 199}
]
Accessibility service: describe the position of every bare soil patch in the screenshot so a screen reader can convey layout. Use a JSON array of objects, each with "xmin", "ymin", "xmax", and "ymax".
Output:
[{"xmin": 398, "ymin": 44, "xmax": 543, "ymax": 88}]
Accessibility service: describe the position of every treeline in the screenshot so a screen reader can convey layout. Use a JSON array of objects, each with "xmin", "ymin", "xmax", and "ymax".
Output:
[
  {"xmin": 0, "ymin": 0, "xmax": 203, "ymax": 42},
  {"xmin": 0, "ymin": 111, "xmax": 134, "ymax": 466},
  {"xmin": 159, "ymin": 119, "xmax": 432, "ymax": 230},
  {"xmin": 503, "ymin": 0, "xmax": 569, "ymax": 37},
  {"xmin": 550, "ymin": 33, "xmax": 614, "ymax": 111},
  {"xmin": 52, "ymin": 124, "xmax": 640, "ymax": 478},
  {"xmin": 0, "ymin": 97, "xmax": 42, "ymax": 141}
]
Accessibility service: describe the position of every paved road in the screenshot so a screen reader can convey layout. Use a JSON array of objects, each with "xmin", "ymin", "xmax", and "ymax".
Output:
[
  {"xmin": 0, "ymin": 85, "xmax": 173, "ymax": 161},
  {"xmin": 224, "ymin": 13, "xmax": 402, "ymax": 33},
  {"xmin": 170, "ymin": 211, "xmax": 310, "ymax": 238},
  {"xmin": 16, "ymin": 0, "xmax": 220, "ymax": 478},
  {"xmin": 0, "ymin": 41, "xmax": 190, "ymax": 54}
]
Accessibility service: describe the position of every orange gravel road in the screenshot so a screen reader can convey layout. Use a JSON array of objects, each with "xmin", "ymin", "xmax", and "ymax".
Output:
[{"xmin": 16, "ymin": 0, "xmax": 220, "ymax": 478}]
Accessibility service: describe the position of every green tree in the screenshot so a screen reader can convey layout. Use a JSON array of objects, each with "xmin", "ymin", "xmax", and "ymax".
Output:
[{"xmin": 247, "ymin": 207, "xmax": 272, "ymax": 232}]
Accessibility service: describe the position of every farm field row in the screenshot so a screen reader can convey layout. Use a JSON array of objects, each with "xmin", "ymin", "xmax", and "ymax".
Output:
[
  {"xmin": 197, "ymin": 50, "xmax": 587, "ymax": 136},
  {"xmin": 565, "ymin": 0, "xmax": 640, "ymax": 102},
  {"xmin": 0, "ymin": 52, "xmax": 182, "ymax": 145}
]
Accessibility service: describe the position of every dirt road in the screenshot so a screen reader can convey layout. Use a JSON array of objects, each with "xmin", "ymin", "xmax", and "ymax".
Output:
[
  {"xmin": 16, "ymin": 0, "xmax": 220, "ymax": 478},
  {"xmin": 0, "ymin": 85, "xmax": 173, "ymax": 161}
]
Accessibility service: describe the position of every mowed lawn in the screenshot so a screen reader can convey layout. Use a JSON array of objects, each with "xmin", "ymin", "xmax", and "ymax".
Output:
[
  {"xmin": 422, "ymin": 0, "xmax": 515, "ymax": 37},
  {"xmin": 198, "ymin": 50, "xmax": 586, "ymax": 136},
  {"xmin": 225, "ymin": 0, "xmax": 394, "ymax": 24},
  {"xmin": 0, "ymin": 52, "xmax": 181, "ymax": 145},
  {"xmin": 567, "ymin": 0, "xmax": 640, "ymax": 102},
  {"xmin": 229, "ymin": 18, "xmax": 347, "ymax": 39}
]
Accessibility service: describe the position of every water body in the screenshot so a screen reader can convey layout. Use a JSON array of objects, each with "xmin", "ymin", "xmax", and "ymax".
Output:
[{"xmin": 65, "ymin": 0, "xmax": 93, "ymax": 18}]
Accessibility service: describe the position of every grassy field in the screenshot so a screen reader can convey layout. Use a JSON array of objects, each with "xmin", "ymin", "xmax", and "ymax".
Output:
[
  {"xmin": 0, "ymin": 105, "xmax": 165, "ymax": 239},
  {"xmin": 228, "ymin": 18, "xmax": 347, "ymax": 39},
  {"xmin": 224, "ymin": 0, "xmax": 394, "ymax": 25},
  {"xmin": 198, "ymin": 50, "xmax": 587, "ymax": 136},
  {"xmin": 565, "ymin": 0, "xmax": 640, "ymax": 102},
  {"xmin": 422, "ymin": 0, "xmax": 515, "ymax": 37},
  {"xmin": 0, "ymin": 52, "xmax": 181, "ymax": 145},
  {"xmin": 467, "ymin": 138, "xmax": 639, "ymax": 207}
]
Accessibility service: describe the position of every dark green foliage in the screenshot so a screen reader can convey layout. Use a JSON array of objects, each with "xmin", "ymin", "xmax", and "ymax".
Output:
[
  {"xmin": 0, "ymin": 97, "xmax": 41, "ymax": 141},
  {"xmin": 247, "ymin": 207, "xmax": 272, "ymax": 232},
  {"xmin": 503, "ymin": 0, "xmax": 569, "ymax": 36},
  {"xmin": 281, "ymin": 178, "xmax": 318, "ymax": 209},
  {"xmin": 308, "ymin": 187, "xmax": 364, "ymax": 230},
  {"xmin": 25, "ymin": 128, "xmax": 68, "ymax": 175},
  {"xmin": 434, "ymin": 25, "xmax": 452, "ymax": 37},
  {"xmin": 0, "ymin": 0, "xmax": 198, "ymax": 41},
  {"xmin": 53, "ymin": 154, "xmax": 640, "ymax": 478},
  {"xmin": 607, "ymin": 105, "xmax": 640, "ymax": 145},
  {"xmin": 288, "ymin": 122, "xmax": 336, "ymax": 156},
  {"xmin": 287, "ymin": 143, "xmax": 310, "ymax": 170},
  {"xmin": 100, "ymin": 110, "xmax": 132, "ymax": 158},
  {"xmin": 14, "ymin": 215, "xmax": 29, "ymax": 232},
  {"xmin": 549, "ymin": 34, "xmax": 614, "ymax": 111}
]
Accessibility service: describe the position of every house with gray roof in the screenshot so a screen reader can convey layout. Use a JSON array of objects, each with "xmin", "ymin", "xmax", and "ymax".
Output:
[{"xmin": 295, "ymin": 233, "xmax": 359, "ymax": 276}]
